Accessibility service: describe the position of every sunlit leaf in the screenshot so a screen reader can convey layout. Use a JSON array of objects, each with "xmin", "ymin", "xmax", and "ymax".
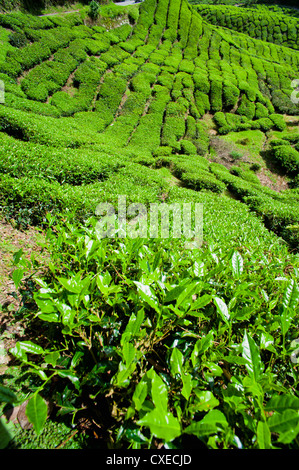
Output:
[
  {"xmin": 132, "ymin": 380, "xmax": 148, "ymax": 411},
  {"xmin": 282, "ymin": 279, "xmax": 299, "ymax": 312},
  {"xmin": 137, "ymin": 409, "xmax": 181, "ymax": 441},
  {"xmin": 58, "ymin": 276, "xmax": 83, "ymax": 294},
  {"xmin": 26, "ymin": 394, "xmax": 48, "ymax": 436},
  {"xmin": 10, "ymin": 341, "xmax": 45, "ymax": 362},
  {"xmin": 12, "ymin": 267, "xmax": 24, "ymax": 289},
  {"xmin": 56, "ymin": 370, "xmax": 80, "ymax": 390},
  {"xmin": 194, "ymin": 390, "xmax": 219, "ymax": 412},
  {"xmin": 242, "ymin": 330, "xmax": 263, "ymax": 382},
  {"xmin": 257, "ymin": 421, "xmax": 271, "ymax": 449},
  {"xmin": 133, "ymin": 281, "xmax": 160, "ymax": 313},
  {"xmin": 181, "ymin": 372, "xmax": 192, "ymax": 401},
  {"xmin": 170, "ymin": 348, "xmax": 184, "ymax": 378},
  {"xmin": 214, "ymin": 297, "xmax": 230, "ymax": 324},
  {"xmin": 231, "ymin": 251, "xmax": 243, "ymax": 278},
  {"xmin": 150, "ymin": 369, "xmax": 168, "ymax": 411}
]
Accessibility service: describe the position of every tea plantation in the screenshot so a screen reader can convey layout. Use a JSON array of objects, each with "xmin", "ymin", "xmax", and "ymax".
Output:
[{"xmin": 0, "ymin": 0, "xmax": 299, "ymax": 451}]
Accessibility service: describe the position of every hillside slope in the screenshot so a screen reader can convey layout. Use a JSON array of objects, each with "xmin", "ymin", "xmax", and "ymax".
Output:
[
  {"xmin": 1, "ymin": 0, "xmax": 299, "ymax": 451},
  {"xmin": 0, "ymin": 0, "xmax": 298, "ymax": 248}
]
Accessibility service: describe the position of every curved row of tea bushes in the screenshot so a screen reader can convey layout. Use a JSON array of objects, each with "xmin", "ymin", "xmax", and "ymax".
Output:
[
  {"xmin": 195, "ymin": 4, "xmax": 299, "ymax": 50},
  {"xmin": 0, "ymin": 132, "xmax": 125, "ymax": 185},
  {"xmin": 209, "ymin": 162, "xmax": 299, "ymax": 248},
  {"xmin": 0, "ymin": 24, "xmax": 90, "ymax": 78},
  {"xmin": 0, "ymin": 159, "xmax": 169, "ymax": 226},
  {"xmin": 213, "ymin": 111, "xmax": 287, "ymax": 135}
]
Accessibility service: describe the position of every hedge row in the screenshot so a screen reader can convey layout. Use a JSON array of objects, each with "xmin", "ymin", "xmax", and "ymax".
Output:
[
  {"xmin": 51, "ymin": 57, "xmax": 108, "ymax": 116},
  {"xmin": 209, "ymin": 162, "xmax": 299, "ymax": 247},
  {"xmin": 195, "ymin": 4, "xmax": 299, "ymax": 50},
  {"xmin": 0, "ymin": 161, "xmax": 168, "ymax": 227},
  {"xmin": 213, "ymin": 110, "xmax": 287, "ymax": 134}
]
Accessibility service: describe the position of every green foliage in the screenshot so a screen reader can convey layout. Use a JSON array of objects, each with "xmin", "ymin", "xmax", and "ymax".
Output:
[
  {"xmin": 89, "ymin": 1, "xmax": 100, "ymax": 20},
  {"xmin": 8, "ymin": 30, "xmax": 27, "ymax": 47},
  {"xmin": 195, "ymin": 4, "xmax": 299, "ymax": 50},
  {"xmin": 0, "ymin": 0, "xmax": 299, "ymax": 450},
  {"xmin": 6, "ymin": 216, "xmax": 299, "ymax": 449},
  {"xmin": 271, "ymin": 142, "xmax": 299, "ymax": 175}
]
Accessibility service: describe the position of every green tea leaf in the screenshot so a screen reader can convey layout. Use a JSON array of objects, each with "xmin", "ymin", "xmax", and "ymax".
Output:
[
  {"xmin": 10, "ymin": 341, "xmax": 45, "ymax": 362},
  {"xmin": 35, "ymin": 297, "xmax": 56, "ymax": 314},
  {"xmin": 243, "ymin": 376, "xmax": 264, "ymax": 398},
  {"xmin": 122, "ymin": 341, "xmax": 136, "ymax": 366},
  {"xmin": 133, "ymin": 281, "xmax": 160, "ymax": 313},
  {"xmin": 214, "ymin": 297, "xmax": 230, "ymax": 324},
  {"xmin": 257, "ymin": 421, "xmax": 271, "ymax": 449},
  {"xmin": 184, "ymin": 421, "xmax": 218, "ymax": 437},
  {"xmin": 276, "ymin": 425, "xmax": 299, "ymax": 445},
  {"xmin": 191, "ymin": 331, "xmax": 214, "ymax": 367},
  {"xmin": 282, "ymin": 279, "xmax": 299, "ymax": 312},
  {"xmin": 280, "ymin": 309, "xmax": 295, "ymax": 338},
  {"xmin": 184, "ymin": 410, "xmax": 227, "ymax": 437},
  {"xmin": 38, "ymin": 312, "xmax": 59, "ymax": 322},
  {"xmin": 265, "ymin": 395, "xmax": 299, "ymax": 413},
  {"xmin": 201, "ymin": 409, "xmax": 228, "ymax": 428},
  {"xmin": 44, "ymin": 351, "xmax": 60, "ymax": 367},
  {"xmin": 242, "ymin": 330, "xmax": 263, "ymax": 382},
  {"xmin": 150, "ymin": 369, "xmax": 168, "ymax": 411},
  {"xmin": 56, "ymin": 370, "xmax": 80, "ymax": 390},
  {"xmin": 189, "ymin": 294, "xmax": 212, "ymax": 312},
  {"xmin": 204, "ymin": 361, "xmax": 223, "ymax": 377},
  {"xmin": 0, "ymin": 418, "xmax": 15, "ymax": 449},
  {"xmin": 12, "ymin": 267, "xmax": 24, "ymax": 289},
  {"xmin": 164, "ymin": 282, "xmax": 188, "ymax": 303},
  {"xmin": 176, "ymin": 282, "xmax": 197, "ymax": 308},
  {"xmin": 121, "ymin": 310, "xmax": 145, "ymax": 344},
  {"xmin": 71, "ymin": 351, "xmax": 84, "ymax": 368},
  {"xmin": 152, "ymin": 252, "xmax": 161, "ymax": 272},
  {"xmin": 124, "ymin": 426, "xmax": 148, "ymax": 444},
  {"xmin": 181, "ymin": 372, "xmax": 192, "ymax": 401},
  {"xmin": 170, "ymin": 348, "xmax": 184, "ymax": 377},
  {"xmin": 58, "ymin": 276, "xmax": 83, "ymax": 294},
  {"xmin": 268, "ymin": 409, "xmax": 299, "ymax": 435},
  {"xmin": 132, "ymin": 380, "xmax": 148, "ymax": 411},
  {"xmin": 12, "ymin": 248, "xmax": 23, "ymax": 266},
  {"xmin": 137, "ymin": 408, "xmax": 181, "ymax": 441},
  {"xmin": 260, "ymin": 331, "xmax": 276, "ymax": 353},
  {"xmin": 114, "ymin": 361, "xmax": 136, "ymax": 388},
  {"xmin": 0, "ymin": 385, "xmax": 18, "ymax": 404},
  {"xmin": 194, "ymin": 390, "xmax": 219, "ymax": 412},
  {"xmin": 56, "ymin": 302, "xmax": 75, "ymax": 326},
  {"xmin": 169, "ymin": 349, "xmax": 192, "ymax": 400},
  {"xmin": 25, "ymin": 394, "xmax": 48, "ymax": 436},
  {"xmin": 231, "ymin": 251, "xmax": 243, "ymax": 278}
]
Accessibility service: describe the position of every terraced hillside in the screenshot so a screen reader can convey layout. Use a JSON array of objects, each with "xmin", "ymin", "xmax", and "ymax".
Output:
[
  {"xmin": 0, "ymin": 0, "xmax": 299, "ymax": 451},
  {"xmin": 0, "ymin": 0, "xmax": 298, "ymax": 246}
]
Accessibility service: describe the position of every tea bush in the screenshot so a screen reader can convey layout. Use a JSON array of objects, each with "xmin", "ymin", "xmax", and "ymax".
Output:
[
  {"xmin": 7, "ymin": 213, "xmax": 299, "ymax": 449},
  {"xmin": 0, "ymin": 0, "xmax": 299, "ymax": 450}
]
